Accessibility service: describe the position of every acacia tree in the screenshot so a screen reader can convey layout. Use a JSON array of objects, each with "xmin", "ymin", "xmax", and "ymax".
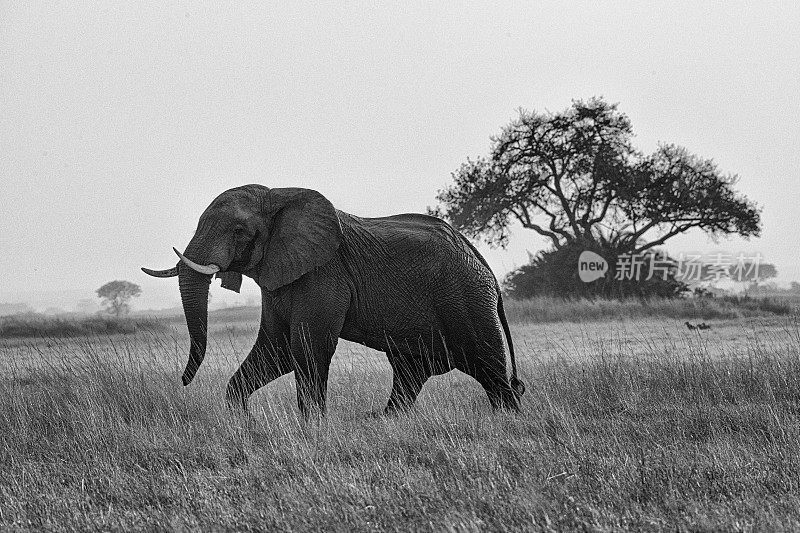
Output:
[
  {"xmin": 433, "ymin": 98, "xmax": 761, "ymax": 253},
  {"xmin": 432, "ymin": 98, "xmax": 761, "ymax": 297},
  {"xmin": 96, "ymin": 280, "xmax": 142, "ymax": 317}
]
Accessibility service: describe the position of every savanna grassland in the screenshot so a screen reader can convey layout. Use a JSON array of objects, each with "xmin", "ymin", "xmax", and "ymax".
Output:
[{"xmin": 2, "ymin": 300, "xmax": 800, "ymax": 532}]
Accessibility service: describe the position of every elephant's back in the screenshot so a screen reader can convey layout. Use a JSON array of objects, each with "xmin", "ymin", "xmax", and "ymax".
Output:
[
  {"xmin": 343, "ymin": 212, "xmax": 456, "ymax": 243},
  {"xmin": 340, "ymin": 210, "xmax": 496, "ymax": 283},
  {"xmin": 337, "ymin": 211, "xmax": 500, "ymax": 352}
]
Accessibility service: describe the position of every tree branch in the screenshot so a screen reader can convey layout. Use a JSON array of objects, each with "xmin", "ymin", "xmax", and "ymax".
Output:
[
  {"xmin": 634, "ymin": 222, "xmax": 702, "ymax": 253},
  {"xmin": 510, "ymin": 206, "xmax": 563, "ymax": 248}
]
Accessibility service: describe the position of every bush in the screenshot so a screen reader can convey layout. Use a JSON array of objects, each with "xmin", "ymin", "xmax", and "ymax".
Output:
[
  {"xmin": 504, "ymin": 239, "xmax": 687, "ymax": 299},
  {"xmin": 503, "ymin": 295, "xmax": 796, "ymax": 323},
  {"xmin": 718, "ymin": 295, "xmax": 794, "ymax": 316},
  {"xmin": 0, "ymin": 314, "xmax": 167, "ymax": 338}
]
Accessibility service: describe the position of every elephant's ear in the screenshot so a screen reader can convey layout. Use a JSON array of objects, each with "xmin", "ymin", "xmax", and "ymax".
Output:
[
  {"xmin": 259, "ymin": 188, "xmax": 343, "ymax": 291},
  {"xmin": 216, "ymin": 272, "xmax": 242, "ymax": 293}
]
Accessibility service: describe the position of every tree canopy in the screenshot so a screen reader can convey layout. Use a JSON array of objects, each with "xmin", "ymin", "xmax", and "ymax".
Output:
[
  {"xmin": 96, "ymin": 280, "xmax": 141, "ymax": 317},
  {"xmin": 433, "ymin": 98, "xmax": 761, "ymax": 254}
]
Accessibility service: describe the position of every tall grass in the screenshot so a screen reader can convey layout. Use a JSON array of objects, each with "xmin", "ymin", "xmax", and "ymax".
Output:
[
  {"xmin": 505, "ymin": 295, "xmax": 796, "ymax": 323},
  {"xmin": 2, "ymin": 317, "xmax": 800, "ymax": 530}
]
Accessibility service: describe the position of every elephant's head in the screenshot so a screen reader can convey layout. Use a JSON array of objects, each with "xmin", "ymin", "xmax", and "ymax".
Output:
[{"xmin": 142, "ymin": 185, "xmax": 343, "ymax": 385}]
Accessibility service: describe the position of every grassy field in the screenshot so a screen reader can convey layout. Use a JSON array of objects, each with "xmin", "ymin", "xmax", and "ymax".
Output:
[{"xmin": 2, "ymin": 303, "xmax": 800, "ymax": 531}]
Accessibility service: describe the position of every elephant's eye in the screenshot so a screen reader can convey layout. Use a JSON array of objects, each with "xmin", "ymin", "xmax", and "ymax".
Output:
[{"xmin": 233, "ymin": 226, "xmax": 251, "ymax": 244}]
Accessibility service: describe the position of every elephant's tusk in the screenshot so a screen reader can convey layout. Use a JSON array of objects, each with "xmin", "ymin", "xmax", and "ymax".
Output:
[
  {"xmin": 141, "ymin": 266, "xmax": 179, "ymax": 278},
  {"xmin": 173, "ymin": 247, "xmax": 220, "ymax": 275}
]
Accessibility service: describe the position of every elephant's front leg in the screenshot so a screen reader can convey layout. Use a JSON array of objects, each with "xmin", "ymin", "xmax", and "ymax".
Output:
[
  {"xmin": 385, "ymin": 353, "xmax": 432, "ymax": 414},
  {"xmin": 226, "ymin": 301, "xmax": 292, "ymax": 412},
  {"xmin": 290, "ymin": 322, "xmax": 339, "ymax": 416},
  {"xmin": 226, "ymin": 335, "xmax": 292, "ymax": 412}
]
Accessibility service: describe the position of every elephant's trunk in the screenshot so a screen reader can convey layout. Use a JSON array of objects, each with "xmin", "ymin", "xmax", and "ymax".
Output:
[{"xmin": 178, "ymin": 261, "xmax": 212, "ymax": 386}]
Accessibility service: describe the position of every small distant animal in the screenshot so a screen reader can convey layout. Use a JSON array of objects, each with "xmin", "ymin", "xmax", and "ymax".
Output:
[
  {"xmin": 685, "ymin": 321, "xmax": 697, "ymax": 330},
  {"xmin": 698, "ymin": 323, "xmax": 711, "ymax": 330}
]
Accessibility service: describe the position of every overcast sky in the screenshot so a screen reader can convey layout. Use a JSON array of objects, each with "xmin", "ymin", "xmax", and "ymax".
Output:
[{"xmin": 2, "ymin": 2, "xmax": 799, "ymax": 311}]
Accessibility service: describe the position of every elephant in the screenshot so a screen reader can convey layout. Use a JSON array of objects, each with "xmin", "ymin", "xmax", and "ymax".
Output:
[{"xmin": 142, "ymin": 185, "xmax": 525, "ymax": 416}]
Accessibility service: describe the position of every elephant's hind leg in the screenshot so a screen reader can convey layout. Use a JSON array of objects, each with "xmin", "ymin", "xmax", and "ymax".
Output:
[
  {"xmin": 473, "ymin": 368, "xmax": 520, "ymax": 412},
  {"xmin": 457, "ymin": 339, "xmax": 520, "ymax": 412}
]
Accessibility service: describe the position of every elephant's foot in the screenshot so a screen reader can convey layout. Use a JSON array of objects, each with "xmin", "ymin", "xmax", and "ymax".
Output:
[
  {"xmin": 297, "ymin": 405, "xmax": 327, "ymax": 421},
  {"xmin": 225, "ymin": 387, "xmax": 250, "ymax": 415},
  {"xmin": 487, "ymin": 388, "xmax": 522, "ymax": 413},
  {"xmin": 383, "ymin": 397, "xmax": 418, "ymax": 416},
  {"xmin": 385, "ymin": 367, "xmax": 429, "ymax": 415},
  {"xmin": 295, "ymin": 386, "xmax": 328, "ymax": 420}
]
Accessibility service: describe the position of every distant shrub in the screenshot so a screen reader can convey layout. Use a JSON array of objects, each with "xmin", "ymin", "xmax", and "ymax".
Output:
[
  {"xmin": 503, "ymin": 239, "xmax": 688, "ymax": 299},
  {"xmin": 504, "ymin": 295, "xmax": 796, "ymax": 323},
  {"xmin": 0, "ymin": 314, "xmax": 167, "ymax": 339},
  {"xmin": 717, "ymin": 295, "xmax": 794, "ymax": 316}
]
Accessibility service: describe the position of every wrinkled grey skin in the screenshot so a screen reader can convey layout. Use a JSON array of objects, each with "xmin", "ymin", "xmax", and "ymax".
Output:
[{"xmin": 145, "ymin": 185, "xmax": 525, "ymax": 416}]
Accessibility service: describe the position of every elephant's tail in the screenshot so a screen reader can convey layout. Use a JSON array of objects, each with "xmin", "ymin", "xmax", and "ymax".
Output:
[
  {"xmin": 454, "ymin": 231, "xmax": 525, "ymax": 397},
  {"xmin": 497, "ymin": 292, "xmax": 525, "ymax": 397}
]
